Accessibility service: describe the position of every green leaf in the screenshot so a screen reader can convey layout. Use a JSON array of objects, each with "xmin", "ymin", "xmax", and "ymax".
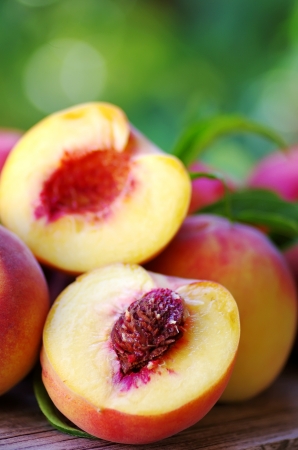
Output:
[
  {"xmin": 173, "ymin": 115, "xmax": 288, "ymax": 166},
  {"xmin": 33, "ymin": 367, "xmax": 97, "ymax": 439},
  {"xmin": 188, "ymin": 171, "xmax": 225, "ymax": 182},
  {"xmin": 199, "ymin": 189, "xmax": 298, "ymax": 239}
]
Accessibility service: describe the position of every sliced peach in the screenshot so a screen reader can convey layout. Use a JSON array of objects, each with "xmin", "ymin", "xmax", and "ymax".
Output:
[
  {"xmin": 0, "ymin": 103, "xmax": 191, "ymax": 274},
  {"xmin": 40, "ymin": 263, "xmax": 240, "ymax": 444}
]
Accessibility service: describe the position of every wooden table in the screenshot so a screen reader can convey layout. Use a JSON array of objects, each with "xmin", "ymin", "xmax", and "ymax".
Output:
[{"xmin": 1, "ymin": 362, "xmax": 298, "ymax": 450}]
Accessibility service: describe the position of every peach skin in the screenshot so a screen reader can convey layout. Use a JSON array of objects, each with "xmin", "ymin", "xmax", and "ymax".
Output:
[{"xmin": 0, "ymin": 225, "xmax": 50, "ymax": 395}]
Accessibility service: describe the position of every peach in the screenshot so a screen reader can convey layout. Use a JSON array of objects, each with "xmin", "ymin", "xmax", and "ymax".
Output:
[
  {"xmin": 146, "ymin": 214, "xmax": 298, "ymax": 401},
  {"xmin": 40, "ymin": 263, "xmax": 240, "ymax": 444},
  {"xmin": 247, "ymin": 146, "xmax": 298, "ymax": 201},
  {"xmin": 0, "ymin": 128, "xmax": 22, "ymax": 172},
  {"xmin": 0, "ymin": 225, "xmax": 50, "ymax": 395},
  {"xmin": 188, "ymin": 161, "xmax": 236, "ymax": 214},
  {"xmin": 0, "ymin": 103, "xmax": 191, "ymax": 274}
]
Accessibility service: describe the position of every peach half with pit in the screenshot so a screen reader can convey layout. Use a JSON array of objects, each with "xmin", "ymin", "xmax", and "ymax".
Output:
[
  {"xmin": 0, "ymin": 225, "xmax": 50, "ymax": 395},
  {"xmin": 0, "ymin": 103, "xmax": 191, "ymax": 274},
  {"xmin": 40, "ymin": 263, "xmax": 240, "ymax": 444}
]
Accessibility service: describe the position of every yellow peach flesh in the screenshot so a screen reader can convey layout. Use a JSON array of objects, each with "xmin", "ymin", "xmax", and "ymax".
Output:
[
  {"xmin": 41, "ymin": 264, "xmax": 240, "ymax": 443},
  {"xmin": 0, "ymin": 103, "xmax": 191, "ymax": 274}
]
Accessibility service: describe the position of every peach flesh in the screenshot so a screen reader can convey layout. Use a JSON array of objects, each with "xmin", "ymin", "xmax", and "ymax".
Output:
[
  {"xmin": 41, "ymin": 352, "xmax": 232, "ymax": 444},
  {"xmin": 41, "ymin": 263, "xmax": 240, "ymax": 444}
]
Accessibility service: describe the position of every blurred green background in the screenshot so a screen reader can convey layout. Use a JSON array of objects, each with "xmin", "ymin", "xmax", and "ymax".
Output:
[{"xmin": 1, "ymin": 0, "xmax": 298, "ymax": 179}]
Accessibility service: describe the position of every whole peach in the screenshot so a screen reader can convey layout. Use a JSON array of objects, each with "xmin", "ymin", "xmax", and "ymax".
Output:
[
  {"xmin": 146, "ymin": 214, "xmax": 297, "ymax": 401},
  {"xmin": 0, "ymin": 225, "xmax": 50, "ymax": 395}
]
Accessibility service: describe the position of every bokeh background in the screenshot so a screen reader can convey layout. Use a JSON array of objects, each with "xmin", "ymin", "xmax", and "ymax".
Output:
[{"xmin": 1, "ymin": 0, "xmax": 298, "ymax": 180}]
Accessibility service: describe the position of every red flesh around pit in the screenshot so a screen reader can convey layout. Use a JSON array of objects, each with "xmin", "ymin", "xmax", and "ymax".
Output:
[{"xmin": 35, "ymin": 146, "xmax": 132, "ymax": 222}]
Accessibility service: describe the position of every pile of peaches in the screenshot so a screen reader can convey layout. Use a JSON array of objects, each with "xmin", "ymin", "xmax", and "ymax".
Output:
[{"xmin": 0, "ymin": 103, "xmax": 297, "ymax": 445}]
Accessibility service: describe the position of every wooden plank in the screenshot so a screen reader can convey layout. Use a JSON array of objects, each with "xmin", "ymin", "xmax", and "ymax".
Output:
[{"xmin": 0, "ymin": 363, "xmax": 298, "ymax": 449}]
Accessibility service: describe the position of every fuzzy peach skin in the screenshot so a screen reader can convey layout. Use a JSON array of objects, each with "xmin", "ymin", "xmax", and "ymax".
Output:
[
  {"xmin": 40, "ymin": 263, "xmax": 240, "ymax": 444},
  {"xmin": 0, "ymin": 102, "xmax": 191, "ymax": 274},
  {"xmin": 0, "ymin": 225, "xmax": 50, "ymax": 395},
  {"xmin": 146, "ymin": 214, "xmax": 298, "ymax": 402}
]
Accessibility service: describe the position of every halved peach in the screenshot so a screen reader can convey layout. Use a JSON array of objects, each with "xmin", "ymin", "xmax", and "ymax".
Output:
[
  {"xmin": 0, "ymin": 103, "xmax": 191, "ymax": 274},
  {"xmin": 40, "ymin": 263, "xmax": 240, "ymax": 444}
]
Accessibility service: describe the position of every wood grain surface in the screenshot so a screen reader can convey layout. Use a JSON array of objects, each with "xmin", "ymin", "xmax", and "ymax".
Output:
[{"xmin": 0, "ymin": 362, "xmax": 298, "ymax": 450}]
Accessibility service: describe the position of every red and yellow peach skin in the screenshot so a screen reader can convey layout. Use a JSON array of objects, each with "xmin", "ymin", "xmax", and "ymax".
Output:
[{"xmin": 0, "ymin": 225, "xmax": 50, "ymax": 395}]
